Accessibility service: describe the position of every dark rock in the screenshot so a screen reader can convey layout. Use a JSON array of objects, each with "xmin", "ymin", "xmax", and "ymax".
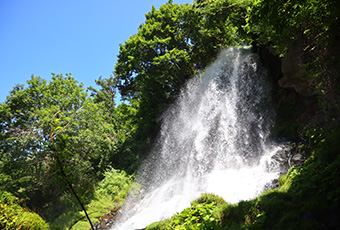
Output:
[
  {"xmin": 272, "ymin": 141, "xmax": 308, "ymax": 171},
  {"xmin": 265, "ymin": 178, "xmax": 280, "ymax": 190},
  {"xmin": 280, "ymin": 39, "xmax": 315, "ymax": 97},
  {"xmin": 265, "ymin": 141, "xmax": 308, "ymax": 190}
]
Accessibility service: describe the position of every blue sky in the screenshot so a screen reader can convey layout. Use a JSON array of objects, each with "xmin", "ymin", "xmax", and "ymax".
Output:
[{"xmin": 0, "ymin": 0, "xmax": 191, "ymax": 104}]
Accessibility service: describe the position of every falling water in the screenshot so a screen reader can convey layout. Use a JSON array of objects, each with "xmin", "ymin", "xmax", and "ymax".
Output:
[{"xmin": 113, "ymin": 47, "xmax": 283, "ymax": 229}]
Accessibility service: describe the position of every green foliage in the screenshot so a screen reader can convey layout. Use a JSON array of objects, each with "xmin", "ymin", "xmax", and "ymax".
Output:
[
  {"xmin": 166, "ymin": 202, "xmax": 221, "ymax": 229},
  {"xmin": 51, "ymin": 193, "xmax": 113, "ymax": 230},
  {"xmin": 218, "ymin": 199, "xmax": 262, "ymax": 228},
  {"xmin": 51, "ymin": 167, "xmax": 137, "ymax": 229},
  {"xmin": 96, "ymin": 167, "xmax": 134, "ymax": 202},
  {"xmin": 115, "ymin": 2, "xmax": 196, "ymax": 142},
  {"xmin": 194, "ymin": 0, "xmax": 253, "ymax": 47},
  {"xmin": 89, "ymin": 76, "xmax": 143, "ymax": 173},
  {"xmin": 146, "ymin": 220, "xmax": 169, "ymax": 230},
  {"xmin": 89, "ymin": 76, "xmax": 117, "ymax": 120},
  {"xmin": 114, "ymin": 0, "xmax": 251, "ymax": 145},
  {"xmin": 147, "ymin": 194, "xmax": 226, "ymax": 230},
  {"xmin": 190, "ymin": 193, "xmax": 227, "ymax": 206},
  {"xmin": 318, "ymin": 123, "xmax": 340, "ymax": 163},
  {"xmin": 0, "ymin": 191, "xmax": 49, "ymax": 230},
  {"xmin": 248, "ymin": 212, "xmax": 266, "ymax": 230},
  {"xmin": 0, "ymin": 73, "xmax": 123, "ymax": 225},
  {"xmin": 246, "ymin": 0, "xmax": 340, "ymax": 55},
  {"xmin": 277, "ymin": 173, "xmax": 288, "ymax": 187},
  {"xmin": 286, "ymin": 154, "xmax": 340, "ymax": 204},
  {"xmin": 108, "ymin": 102, "xmax": 142, "ymax": 173},
  {"xmin": 46, "ymin": 109, "xmax": 95, "ymax": 229},
  {"xmin": 115, "ymin": 2, "xmax": 194, "ymax": 98}
]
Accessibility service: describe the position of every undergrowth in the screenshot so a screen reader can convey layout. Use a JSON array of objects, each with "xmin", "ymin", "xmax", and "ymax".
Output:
[
  {"xmin": 0, "ymin": 191, "xmax": 49, "ymax": 230},
  {"xmin": 50, "ymin": 167, "xmax": 139, "ymax": 229}
]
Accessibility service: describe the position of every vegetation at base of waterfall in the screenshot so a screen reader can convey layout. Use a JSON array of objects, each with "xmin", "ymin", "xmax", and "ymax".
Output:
[
  {"xmin": 1, "ymin": 0, "xmax": 340, "ymax": 228},
  {"xmin": 146, "ymin": 128, "xmax": 340, "ymax": 229},
  {"xmin": 146, "ymin": 194, "xmax": 226, "ymax": 230}
]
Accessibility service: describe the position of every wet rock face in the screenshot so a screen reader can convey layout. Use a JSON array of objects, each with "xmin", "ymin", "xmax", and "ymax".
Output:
[
  {"xmin": 279, "ymin": 39, "xmax": 315, "ymax": 97},
  {"xmin": 256, "ymin": 42, "xmax": 319, "ymax": 138},
  {"xmin": 269, "ymin": 142, "xmax": 306, "ymax": 172}
]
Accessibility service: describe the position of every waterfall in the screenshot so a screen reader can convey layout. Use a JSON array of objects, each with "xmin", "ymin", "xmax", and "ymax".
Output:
[{"xmin": 113, "ymin": 47, "xmax": 283, "ymax": 229}]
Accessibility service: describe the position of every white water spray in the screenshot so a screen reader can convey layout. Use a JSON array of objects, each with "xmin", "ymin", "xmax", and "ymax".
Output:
[{"xmin": 113, "ymin": 47, "xmax": 282, "ymax": 229}]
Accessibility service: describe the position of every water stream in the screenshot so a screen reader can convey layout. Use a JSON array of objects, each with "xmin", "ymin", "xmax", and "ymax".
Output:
[{"xmin": 113, "ymin": 47, "xmax": 283, "ymax": 229}]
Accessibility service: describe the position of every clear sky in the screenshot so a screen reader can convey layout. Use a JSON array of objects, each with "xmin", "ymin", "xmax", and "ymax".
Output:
[{"xmin": 0, "ymin": 0, "xmax": 191, "ymax": 104}]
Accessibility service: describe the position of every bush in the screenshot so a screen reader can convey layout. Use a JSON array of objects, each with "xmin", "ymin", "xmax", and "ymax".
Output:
[
  {"xmin": 146, "ymin": 220, "xmax": 169, "ymax": 230},
  {"xmin": 191, "ymin": 193, "xmax": 227, "ymax": 206},
  {"xmin": 146, "ymin": 194, "xmax": 226, "ymax": 230},
  {"xmin": 166, "ymin": 202, "xmax": 221, "ymax": 230},
  {"xmin": 0, "ymin": 191, "xmax": 49, "ymax": 230},
  {"xmin": 97, "ymin": 167, "xmax": 134, "ymax": 203}
]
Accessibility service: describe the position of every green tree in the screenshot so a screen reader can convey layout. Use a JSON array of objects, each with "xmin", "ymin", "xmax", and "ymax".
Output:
[
  {"xmin": 191, "ymin": 0, "xmax": 252, "ymax": 65},
  {"xmin": 115, "ymin": 2, "xmax": 196, "ymax": 138},
  {"xmin": 0, "ymin": 73, "xmax": 117, "ymax": 220},
  {"xmin": 114, "ymin": 0, "xmax": 250, "ymax": 142},
  {"xmin": 89, "ymin": 76, "xmax": 118, "ymax": 120},
  {"xmin": 88, "ymin": 76, "xmax": 141, "ymax": 173},
  {"xmin": 246, "ymin": 0, "xmax": 340, "ymax": 55}
]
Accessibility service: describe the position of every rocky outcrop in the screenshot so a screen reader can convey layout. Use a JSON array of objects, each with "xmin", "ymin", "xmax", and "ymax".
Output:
[
  {"xmin": 255, "ymin": 40, "xmax": 321, "ymax": 139},
  {"xmin": 266, "ymin": 141, "xmax": 308, "ymax": 190},
  {"xmin": 279, "ymin": 39, "xmax": 315, "ymax": 97},
  {"xmin": 273, "ymin": 141, "xmax": 308, "ymax": 170},
  {"xmin": 93, "ymin": 207, "xmax": 121, "ymax": 230}
]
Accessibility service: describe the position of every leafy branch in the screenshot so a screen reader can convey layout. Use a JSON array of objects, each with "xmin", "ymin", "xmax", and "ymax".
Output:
[{"xmin": 39, "ymin": 107, "xmax": 94, "ymax": 229}]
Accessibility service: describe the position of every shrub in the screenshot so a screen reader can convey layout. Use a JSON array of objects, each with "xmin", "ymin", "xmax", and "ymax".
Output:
[
  {"xmin": 0, "ymin": 191, "xmax": 49, "ymax": 230},
  {"xmin": 191, "ymin": 193, "xmax": 227, "ymax": 206},
  {"xmin": 166, "ymin": 202, "xmax": 221, "ymax": 230},
  {"xmin": 146, "ymin": 194, "xmax": 227, "ymax": 230},
  {"xmin": 145, "ymin": 220, "xmax": 169, "ymax": 230},
  {"xmin": 96, "ymin": 167, "xmax": 134, "ymax": 202}
]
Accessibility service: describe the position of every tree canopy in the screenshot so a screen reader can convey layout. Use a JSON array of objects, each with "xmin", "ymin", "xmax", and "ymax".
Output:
[
  {"xmin": 0, "ymin": 74, "xmax": 137, "ymax": 221},
  {"xmin": 114, "ymin": 0, "xmax": 251, "ymax": 140}
]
